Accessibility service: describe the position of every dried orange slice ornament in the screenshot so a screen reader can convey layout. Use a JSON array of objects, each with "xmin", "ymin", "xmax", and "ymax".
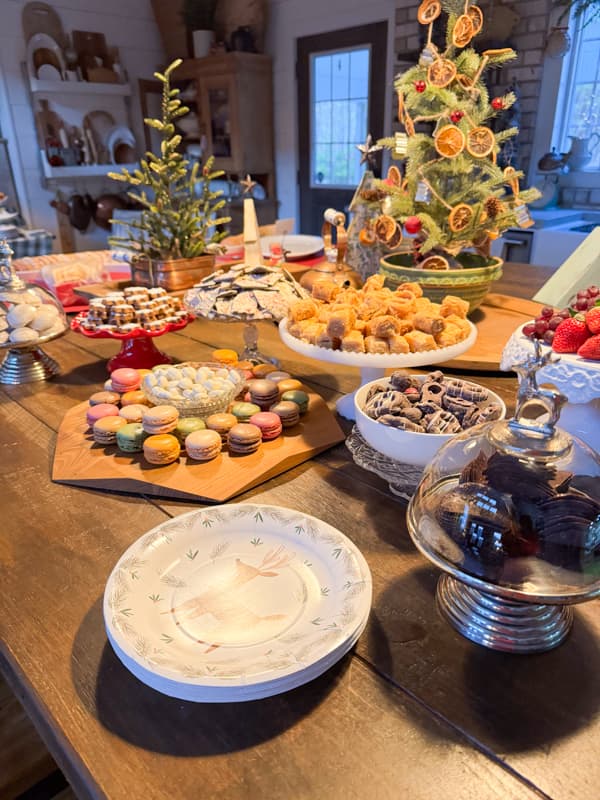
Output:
[
  {"xmin": 421, "ymin": 255, "xmax": 450, "ymax": 271},
  {"xmin": 428, "ymin": 58, "xmax": 457, "ymax": 88},
  {"xmin": 466, "ymin": 126, "xmax": 495, "ymax": 158},
  {"xmin": 417, "ymin": 0, "xmax": 442, "ymax": 25},
  {"xmin": 404, "ymin": 111, "xmax": 416, "ymax": 137},
  {"xmin": 386, "ymin": 165, "xmax": 403, "ymax": 186},
  {"xmin": 397, "ymin": 91, "xmax": 405, "ymax": 122},
  {"xmin": 386, "ymin": 224, "xmax": 403, "ymax": 249},
  {"xmin": 452, "ymin": 14, "xmax": 474, "ymax": 47},
  {"xmin": 468, "ymin": 5, "xmax": 484, "ymax": 35},
  {"xmin": 448, "ymin": 203, "xmax": 474, "ymax": 232},
  {"xmin": 374, "ymin": 214, "xmax": 399, "ymax": 244},
  {"xmin": 435, "ymin": 124, "xmax": 466, "ymax": 158}
]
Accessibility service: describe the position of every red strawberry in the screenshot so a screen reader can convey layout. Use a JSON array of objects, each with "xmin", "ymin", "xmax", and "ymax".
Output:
[
  {"xmin": 578, "ymin": 333, "xmax": 600, "ymax": 360},
  {"xmin": 552, "ymin": 314, "xmax": 589, "ymax": 353},
  {"xmin": 586, "ymin": 306, "xmax": 600, "ymax": 335}
]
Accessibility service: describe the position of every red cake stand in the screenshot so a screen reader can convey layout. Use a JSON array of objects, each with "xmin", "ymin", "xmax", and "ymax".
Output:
[{"xmin": 70, "ymin": 314, "xmax": 194, "ymax": 372}]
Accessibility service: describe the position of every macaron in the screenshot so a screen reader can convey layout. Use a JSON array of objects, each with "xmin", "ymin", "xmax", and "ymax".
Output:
[
  {"xmin": 89, "ymin": 390, "xmax": 120, "ymax": 406},
  {"xmin": 116, "ymin": 422, "xmax": 148, "ymax": 453},
  {"xmin": 281, "ymin": 389, "xmax": 309, "ymax": 414},
  {"xmin": 266, "ymin": 371, "xmax": 291, "ymax": 383},
  {"xmin": 206, "ymin": 412, "xmax": 237, "ymax": 441},
  {"xmin": 251, "ymin": 363, "xmax": 275, "ymax": 379},
  {"xmin": 230, "ymin": 401, "xmax": 261, "ymax": 423},
  {"xmin": 121, "ymin": 389, "xmax": 151, "ymax": 406},
  {"xmin": 137, "ymin": 369, "xmax": 153, "ymax": 379},
  {"xmin": 270, "ymin": 400, "xmax": 300, "ymax": 428},
  {"xmin": 93, "ymin": 415, "xmax": 128, "ymax": 445},
  {"xmin": 174, "ymin": 416, "xmax": 206, "ymax": 445},
  {"xmin": 119, "ymin": 403, "xmax": 149, "ymax": 423},
  {"xmin": 143, "ymin": 433, "xmax": 181, "ymax": 465},
  {"xmin": 227, "ymin": 423, "xmax": 262, "ymax": 455},
  {"xmin": 212, "ymin": 348, "xmax": 238, "ymax": 366},
  {"xmin": 249, "ymin": 411, "xmax": 283, "ymax": 441},
  {"xmin": 110, "ymin": 367, "xmax": 142, "ymax": 393},
  {"xmin": 86, "ymin": 403, "xmax": 120, "ymax": 428},
  {"xmin": 142, "ymin": 404, "xmax": 179, "ymax": 435},
  {"xmin": 185, "ymin": 429, "xmax": 223, "ymax": 461},
  {"xmin": 249, "ymin": 379, "xmax": 279, "ymax": 410},
  {"xmin": 277, "ymin": 378, "xmax": 303, "ymax": 394}
]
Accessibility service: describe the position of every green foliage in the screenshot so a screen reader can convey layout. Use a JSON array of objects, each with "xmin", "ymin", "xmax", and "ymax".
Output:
[
  {"xmin": 375, "ymin": 6, "xmax": 539, "ymax": 258},
  {"xmin": 109, "ymin": 59, "xmax": 230, "ymax": 261}
]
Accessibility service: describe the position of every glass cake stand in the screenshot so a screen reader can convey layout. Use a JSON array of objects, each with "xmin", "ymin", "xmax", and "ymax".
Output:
[
  {"xmin": 70, "ymin": 314, "xmax": 193, "ymax": 373},
  {"xmin": 279, "ymin": 318, "xmax": 478, "ymax": 420}
]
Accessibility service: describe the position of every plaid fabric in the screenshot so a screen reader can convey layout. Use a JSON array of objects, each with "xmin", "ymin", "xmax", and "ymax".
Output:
[{"xmin": 9, "ymin": 231, "xmax": 54, "ymax": 258}]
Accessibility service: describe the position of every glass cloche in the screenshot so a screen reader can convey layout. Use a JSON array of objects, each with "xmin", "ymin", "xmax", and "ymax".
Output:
[
  {"xmin": 0, "ymin": 239, "xmax": 67, "ymax": 383},
  {"xmin": 407, "ymin": 341, "xmax": 600, "ymax": 653}
]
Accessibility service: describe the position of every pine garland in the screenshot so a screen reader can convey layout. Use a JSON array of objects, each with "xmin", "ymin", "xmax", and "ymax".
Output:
[{"xmin": 109, "ymin": 59, "xmax": 230, "ymax": 261}]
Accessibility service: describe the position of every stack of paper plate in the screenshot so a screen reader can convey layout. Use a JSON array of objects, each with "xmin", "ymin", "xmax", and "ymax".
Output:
[{"xmin": 103, "ymin": 504, "xmax": 372, "ymax": 702}]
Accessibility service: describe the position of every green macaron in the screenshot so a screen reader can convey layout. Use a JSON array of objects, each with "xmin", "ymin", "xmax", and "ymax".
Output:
[
  {"xmin": 280, "ymin": 389, "xmax": 309, "ymax": 414},
  {"xmin": 231, "ymin": 401, "xmax": 261, "ymax": 423},
  {"xmin": 116, "ymin": 423, "xmax": 148, "ymax": 453},
  {"xmin": 174, "ymin": 416, "xmax": 206, "ymax": 444}
]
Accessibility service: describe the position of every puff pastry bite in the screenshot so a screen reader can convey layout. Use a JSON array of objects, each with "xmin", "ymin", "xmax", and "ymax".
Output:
[{"xmin": 405, "ymin": 330, "xmax": 437, "ymax": 352}]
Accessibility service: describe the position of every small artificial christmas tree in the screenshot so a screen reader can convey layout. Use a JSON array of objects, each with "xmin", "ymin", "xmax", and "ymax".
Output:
[
  {"xmin": 109, "ymin": 58, "xmax": 230, "ymax": 263},
  {"xmin": 368, "ymin": 0, "xmax": 539, "ymax": 270}
]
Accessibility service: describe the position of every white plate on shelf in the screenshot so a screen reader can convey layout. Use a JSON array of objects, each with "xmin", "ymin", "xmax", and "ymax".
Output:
[
  {"xmin": 261, "ymin": 234, "xmax": 324, "ymax": 262},
  {"xmin": 27, "ymin": 32, "xmax": 65, "ymax": 79},
  {"xmin": 104, "ymin": 504, "xmax": 372, "ymax": 702}
]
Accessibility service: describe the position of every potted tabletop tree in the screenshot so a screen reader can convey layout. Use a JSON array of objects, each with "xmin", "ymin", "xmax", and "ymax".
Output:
[
  {"xmin": 109, "ymin": 59, "xmax": 229, "ymax": 292},
  {"xmin": 182, "ymin": 0, "xmax": 218, "ymax": 58},
  {"xmin": 362, "ymin": 0, "xmax": 539, "ymax": 312}
]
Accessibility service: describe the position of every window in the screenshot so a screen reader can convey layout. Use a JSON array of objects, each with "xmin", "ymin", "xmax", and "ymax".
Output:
[
  {"xmin": 310, "ymin": 47, "xmax": 370, "ymax": 188},
  {"xmin": 553, "ymin": 6, "xmax": 600, "ymax": 170}
]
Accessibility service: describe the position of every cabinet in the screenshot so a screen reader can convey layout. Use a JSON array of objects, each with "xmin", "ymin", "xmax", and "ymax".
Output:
[{"xmin": 178, "ymin": 53, "xmax": 276, "ymax": 200}]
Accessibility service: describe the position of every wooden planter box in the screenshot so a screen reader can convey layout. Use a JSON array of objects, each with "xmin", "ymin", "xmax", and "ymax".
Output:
[{"xmin": 132, "ymin": 254, "xmax": 215, "ymax": 292}]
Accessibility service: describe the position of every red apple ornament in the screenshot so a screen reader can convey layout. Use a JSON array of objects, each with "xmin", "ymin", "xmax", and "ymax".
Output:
[
  {"xmin": 491, "ymin": 97, "xmax": 504, "ymax": 110},
  {"xmin": 450, "ymin": 110, "xmax": 464, "ymax": 123},
  {"xmin": 415, "ymin": 80, "xmax": 426, "ymax": 93}
]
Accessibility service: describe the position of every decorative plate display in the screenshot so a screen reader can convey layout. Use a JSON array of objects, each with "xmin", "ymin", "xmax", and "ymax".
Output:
[
  {"xmin": 104, "ymin": 504, "xmax": 372, "ymax": 701},
  {"xmin": 260, "ymin": 235, "xmax": 324, "ymax": 262}
]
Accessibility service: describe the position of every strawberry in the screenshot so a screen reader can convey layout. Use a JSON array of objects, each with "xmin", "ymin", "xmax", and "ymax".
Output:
[
  {"xmin": 578, "ymin": 333, "xmax": 600, "ymax": 360},
  {"xmin": 552, "ymin": 314, "xmax": 589, "ymax": 353},
  {"xmin": 586, "ymin": 306, "xmax": 600, "ymax": 335}
]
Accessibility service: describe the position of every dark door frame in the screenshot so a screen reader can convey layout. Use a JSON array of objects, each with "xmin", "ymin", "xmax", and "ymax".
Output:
[{"xmin": 297, "ymin": 21, "xmax": 388, "ymax": 234}]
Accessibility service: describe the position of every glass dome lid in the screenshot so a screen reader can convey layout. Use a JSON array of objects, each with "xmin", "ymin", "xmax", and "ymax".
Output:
[{"xmin": 407, "ymin": 342, "xmax": 600, "ymax": 605}]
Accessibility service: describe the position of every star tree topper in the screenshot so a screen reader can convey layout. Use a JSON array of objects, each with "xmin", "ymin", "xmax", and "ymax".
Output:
[{"xmin": 356, "ymin": 134, "xmax": 383, "ymax": 168}]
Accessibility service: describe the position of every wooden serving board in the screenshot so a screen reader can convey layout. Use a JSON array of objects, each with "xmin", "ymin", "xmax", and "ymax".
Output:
[
  {"xmin": 444, "ymin": 293, "xmax": 544, "ymax": 371},
  {"xmin": 52, "ymin": 394, "xmax": 345, "ymax": 503}
]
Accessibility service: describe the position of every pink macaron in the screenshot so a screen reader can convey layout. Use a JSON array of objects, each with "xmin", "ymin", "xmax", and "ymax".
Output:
[
  {"xmin": 86, "ymin": 402, "xmax": 120, "ymax": 428},
  {"xmin": 142, "ymin": 404, "xmax": 179, "ymax": 435},
  {"xmin": 249, "ymin": 411, "xmax": 283, "ymax": 440},
  {"xmin": 110, "ymin": 367, "xmax": 141, "ymax": 393}
]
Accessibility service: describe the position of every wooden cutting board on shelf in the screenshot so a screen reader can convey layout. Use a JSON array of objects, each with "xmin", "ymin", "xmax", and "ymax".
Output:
[
  {"xmin": 444, "ymin": 293, "xmax": 543, "ymax": 371},
  {"xmin": 52, "ymin": 393, "xmax": 345, "ymax": 503}
]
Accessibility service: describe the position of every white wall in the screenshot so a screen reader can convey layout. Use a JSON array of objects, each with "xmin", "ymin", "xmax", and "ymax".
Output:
[
  {"xmin": 266, "ymin": 0, "xmax": 397, "ymax": 227},
  {"xmin": 0, "ymin": 0, "xmax": 165, "ymax": 250}
]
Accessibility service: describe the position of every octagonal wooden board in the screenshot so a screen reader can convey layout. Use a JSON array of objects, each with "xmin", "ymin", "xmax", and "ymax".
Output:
[{"xmin": 52, "ymin": 393, "xmax": 345, "ymax": 503}]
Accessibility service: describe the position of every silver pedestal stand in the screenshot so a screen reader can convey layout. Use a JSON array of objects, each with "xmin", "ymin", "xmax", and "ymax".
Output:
[{"xmin": 0, "ymin": 330, "xmax": 66, "ymax": 384}]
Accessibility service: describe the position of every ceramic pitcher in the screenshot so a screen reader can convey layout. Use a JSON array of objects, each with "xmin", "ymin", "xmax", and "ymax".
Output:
[{"xmin": 567, "ymin": 134, "xmax": 599, "ymax": 169}]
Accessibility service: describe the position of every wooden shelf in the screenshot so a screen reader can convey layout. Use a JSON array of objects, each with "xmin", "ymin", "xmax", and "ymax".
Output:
[
  {"xmin": 40, "ymin": 155, "xmax": 139, "ymax": 180},
  {"xmin": 28, "ymin": 77, "xmax": 131, "ymax": 95}
]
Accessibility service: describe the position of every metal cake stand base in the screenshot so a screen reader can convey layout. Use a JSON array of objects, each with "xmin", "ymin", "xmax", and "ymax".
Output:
[
  {"xmin": 0, "ymin": 345, "xmax": 61, "ymax": 384},
  {"xmin": 436, "ymin": 574, "xmax": 574, "ymax": 654}
]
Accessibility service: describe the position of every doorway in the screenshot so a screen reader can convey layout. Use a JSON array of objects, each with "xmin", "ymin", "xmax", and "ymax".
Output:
[{"xmin": 297, "ymin": 22, "xmax": 388, "ymax": 234}]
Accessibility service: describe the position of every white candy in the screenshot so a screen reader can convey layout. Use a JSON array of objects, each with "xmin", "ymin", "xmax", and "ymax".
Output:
[
  {"xmin": 154, "ymin": 388, "xmax": 171, "ymax": 399},
  {"xmin": 159, "ymin": 376, "xmax": 170, "ymax": 388},
  {"xmin": 182, "ymin": 367, "xmax": 196, "ymax": 380},
  {"xmin": 144, "ymin": 374, "xmax": 158, "ymax": 388},
  {"xmin": 178, "ymin": 378, "xmax": 194, "ymax": 390},
  {"xmin": 7, "ymin": 304, "xmax": 36, "ymax": 328},
  {"xmin": 30, "ymin": 305, "xmax": 59, "ymax": 332},
  {"xmin": 9, "ymin": 327, "xmax": 39, "ymax": 343}
]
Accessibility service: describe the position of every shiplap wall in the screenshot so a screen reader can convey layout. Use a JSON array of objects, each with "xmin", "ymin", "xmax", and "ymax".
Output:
[{"xmin": 0, "ymin": 0, "xmax": 165, "ymax": 250}]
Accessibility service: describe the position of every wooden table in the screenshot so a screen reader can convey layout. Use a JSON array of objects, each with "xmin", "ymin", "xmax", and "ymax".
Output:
[{"xmin": 2, "ymin": 263, "xmax": 599, "ymax": 800}]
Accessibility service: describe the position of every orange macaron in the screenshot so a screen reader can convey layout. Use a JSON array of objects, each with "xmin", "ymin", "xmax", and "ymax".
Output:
[{"xmin": 143, "ymin": 434, "xmax": 181, "ymax": 465}]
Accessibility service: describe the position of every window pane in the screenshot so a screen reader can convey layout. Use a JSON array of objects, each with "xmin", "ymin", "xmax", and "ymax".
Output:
[
  {"xmin": 314, "ymin": 55, "xmax": 332, "ymax": 101},
  {"xmin": 310, "ymin": 46, "xmax": 370, "ymax": 187}
]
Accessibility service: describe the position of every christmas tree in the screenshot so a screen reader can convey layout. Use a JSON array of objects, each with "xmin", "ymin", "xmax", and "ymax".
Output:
[
  {"xmin": 109, "ymin": 59, "xmax": 230, "ymax": 262},
  {"xmin": 369, "ymin": 0, "xmax": 539, "ymax": 270}
]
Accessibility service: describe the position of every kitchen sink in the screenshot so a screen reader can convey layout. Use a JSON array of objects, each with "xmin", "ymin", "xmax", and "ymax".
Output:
[{"xmin": 570, "ymin": 222, "xmax": 599, "ymax": 233}]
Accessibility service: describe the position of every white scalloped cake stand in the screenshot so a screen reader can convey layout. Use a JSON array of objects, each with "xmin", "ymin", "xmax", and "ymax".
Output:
[
  {"xmin": 279, "ymin": 318, "xmax": 478, "ymax": 420},
  {"xmin": 501, "ymin": 324, "xmax": 600, "ymax": 453}
]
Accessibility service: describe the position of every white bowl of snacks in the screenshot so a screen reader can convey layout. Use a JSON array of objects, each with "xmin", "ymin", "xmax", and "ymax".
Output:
[
  {"xmin": 141, "ymin": 362, "xmax": 245, "ymax": 418},
  {"xmin": 354, "ymin": 371, "xmax": 506, "ymax": 468}
]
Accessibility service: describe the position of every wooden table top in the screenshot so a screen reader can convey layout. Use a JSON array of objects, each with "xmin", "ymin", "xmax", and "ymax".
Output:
[{"xmin": 2, "ymin": 262, "xmax": 599, "ymax": 800}]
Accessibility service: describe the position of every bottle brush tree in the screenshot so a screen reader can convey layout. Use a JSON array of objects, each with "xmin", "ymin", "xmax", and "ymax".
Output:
[{"xmin": 109, "ymin": 58, "xmax": 230, "ymax": 262}]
